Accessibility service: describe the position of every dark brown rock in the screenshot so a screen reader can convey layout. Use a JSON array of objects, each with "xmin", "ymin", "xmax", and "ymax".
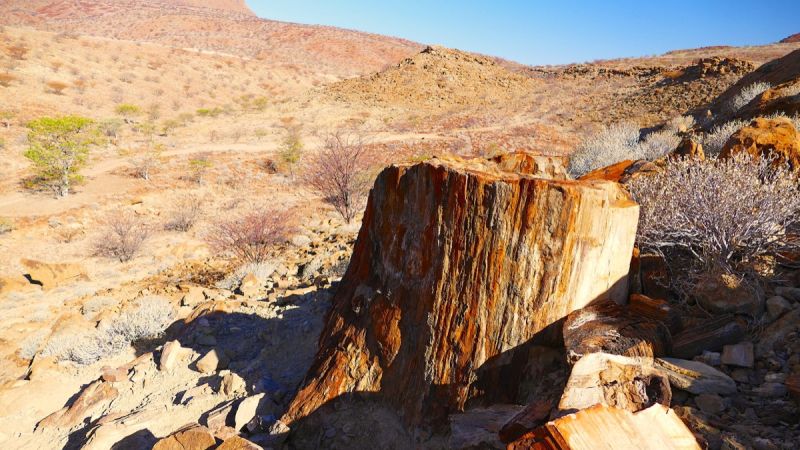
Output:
[{"xmin": 671, "ymin": 315, "xmax": 746, "ymax": 359}]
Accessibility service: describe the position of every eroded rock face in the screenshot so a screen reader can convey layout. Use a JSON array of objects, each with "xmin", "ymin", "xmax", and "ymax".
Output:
[
  {"xmin": 283, "ymin": 155, "xmax": 639, "ymax": 427},
  {"xmin": 720, "ymin": 117, "xmax": 800, "ymax": 171}
]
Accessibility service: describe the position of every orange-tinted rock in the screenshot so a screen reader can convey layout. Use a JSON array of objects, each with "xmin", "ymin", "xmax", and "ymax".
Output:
[
  {"xmin": 37, "ymin": 380, "xmax": 118, "ymax": 430},
  {"xmin": 153, "ymin": 423, "xmax": 217, "ymax": 450},
  {"xmin": 670, "ymin": 138, "xmax": 705, "ymax": 160},
  {"xmin": 578, "ymin": 159, "xmax": 659, "ymax": 184},
  {"xmin": 283, "ymin": 155, "xmax": 639, "ymax": 427},
  {"xmin": 629, "ymin": 294, "xmax": 682, "ymax": 334},
  {"xmin": 720, "ymin": 118, "xmax": 800, "ymax": 170},
  {"xmin": 217, "ymin": 435, "xmax": 264, "ymax": 450},
  {"xmin": 507, "ymin": 404, "xmax": 700, "ymax": 450},
  {"xmin": 489, "ymin": 151, "xmax": 569, "ymax": 179},
  {"xmin": 738, "ymin": 79, "xmax": 800, "ymax": 119}
]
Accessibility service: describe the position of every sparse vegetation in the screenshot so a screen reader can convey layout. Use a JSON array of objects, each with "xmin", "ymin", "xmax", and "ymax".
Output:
[
  {"xmin": 93, "ymin": 211, "xmax": 150, "ymax": 262},
  {"xmin": 728, "ymin": 82, "xmax": 772, "ymax": 112},
  {"xmin": 700, "ymin": 119, "xmax": 747, "ymax": 156},
  {"xmin": 6, "ymin": 44, "xmax": 29, "ymax": 60},
  {"xmin": 0, "ymin": 72, "xmax": 16, "ymax": 87},
  {"xmin": 24, "ymin": 116, "xmax": 96, "ymax": 197},
  {"xmin": 207, "ymin": 209, "xmax": 294, "ymax": 264},
  {"xmin": 278, "ymin": 127, "xmax": 304, "ymax": 178},
  {"xmin": 115, "ymin": 103, "xmax": 142, "ymax": 122},
  {"xmin": 188, "ymin": 153, "xmax": 213, "ymax": 183},
  {"xmin": 46, "ymin": 80, "xmax": 69, "ymax": 95},
  {"xmin": 567, "ymin": 123, "xmax": 680, "ymax": 177},
  {"xmin": 629, "ymin": 152, "xmax": 800, "ymax": 296},
  {"xmin": 164, "ymin": 195, "xmax": 203, "ymax": 231}
]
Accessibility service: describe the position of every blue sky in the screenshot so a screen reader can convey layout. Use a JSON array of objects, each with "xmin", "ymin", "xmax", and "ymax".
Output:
[{"xmin": 248, "ymin": 1, "xmax": 800, "ymax": 65}]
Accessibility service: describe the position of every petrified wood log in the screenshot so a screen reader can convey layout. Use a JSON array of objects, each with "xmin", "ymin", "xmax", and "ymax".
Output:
[
  {"xmin": 563, "ymin": 298, "xmax": 672, "ymax": 363},
  {"xmin": 671, "ymin": 315, "xmax": 746, "ymax": 359},
  {"xmin": 507, "ymin": 404, "xmax": 700, "ymax": 450},
  {"xmin": 629, "ymin": 294, "xmax": 682, "ymax": 334},
  {"xmin": 282, "ymin": 155, "xmax": 639, "ymax": 427}
]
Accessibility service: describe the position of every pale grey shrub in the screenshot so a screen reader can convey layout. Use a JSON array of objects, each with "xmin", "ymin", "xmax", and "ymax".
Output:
[
  {"xmin": 629, "ymin": 153, "xmax": 800, "ymax": 284},
  {"xmin": 728, "ymin": 82, "xmax": 771, "ymax": 112},
  {"xmin": 568, "ymin": 123, "xmax": 680, "ymax": 177},
  {"xmin": 700, "ymin": 119, "xmax": 747, "ymax": 156},
  {"xmin": 40, "ymin": 296, "xmax": 174, "ymax": 365},
  {"xmin": 216, "ymin": 261, "xmax": 276, "ymax": 290},
  {"xmin": 18, "ymin": 330, "xmax": 47, "ymax": 360},
  {"xmin": 665, "ymin": 115, "xmax": 696, "ymax": 133}
]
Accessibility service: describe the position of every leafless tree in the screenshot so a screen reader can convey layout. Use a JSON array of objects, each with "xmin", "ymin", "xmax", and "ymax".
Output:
[
  {"xmin": 93, "ymin": 212, "xmax": 150, "ymax": 262},
  {"xmin": 304, "ymin": 132, "xmax": 374, "ymax": 223},
  {"xmin": 207, "ymin": 209, "xmax": 294, "ymax": 264},
  {"xmin": 164, "ymin": 195, "xmax": 203, "ymax": 232}
]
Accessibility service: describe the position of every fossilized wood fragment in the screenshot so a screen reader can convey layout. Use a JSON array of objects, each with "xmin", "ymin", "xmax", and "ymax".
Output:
[{"xmin": 283, "ymin": 155, "xmax": 639, "ymax": 426}]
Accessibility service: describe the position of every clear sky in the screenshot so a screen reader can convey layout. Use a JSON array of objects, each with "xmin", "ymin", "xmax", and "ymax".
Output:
[{"xmin": 247, "ymin": 0, "xmax": 800, "ymax": 66}]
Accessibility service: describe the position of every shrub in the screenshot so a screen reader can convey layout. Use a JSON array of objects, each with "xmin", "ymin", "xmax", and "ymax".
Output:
[
  {"xmin": 46, "ymin": 80, "xmax": 69, "ymax": 95},
  {"xmin": 188, "ymin": 153, "xmax": 213, "ymax": 183},
  {"xmin": 115, "ymin": 103, "xmax": 141, "ymax": 122},
  {"xmin": 93, "ymin": 211, "xmax": 150, "ymax": 262},
  {"xmin": 700, "ymin": 119, "xmax": 747, "ymax": 156},
  {"xmin": 0, "ymin": 218, "xmax": 13, "ymax": 235},
  {"xmin": 567, "ymin": 123, "xmax": 680, "ymax": 177},
  {"xmin": 207, "ymin": 209, "xmax": 294, "ymax": 264},
  {"xmin": 6, "ymin": 44, "xmax": 29, "ymax": 60},
  {"xmin": 728, "ymin": 82, "xmax": 771, "ymax": 112},
  {"xmin": 96, "ymin": 118, "xmax": 123, "ymax": 140},
  {"xmin": 304, "ymin": 132, "xmax": 374, "ymax": 223},
  {"xmin": 279, "ymin": 128, "xmax": 303, "ymax": 178},
  {"xmin": 130, "ymin": 145, "xmax": 162, "ymax": 180},
  {"xmin": 41, "ymin": 296, "xmax": 173, "ymax": 365},
  {"xmin": 164, "ymin": 195, "xmax": 203, "ymax": 231},
  {"xmin": 629, "ymin": 152, "xmax": 800, "ymax": 295},
  {"xmin": 665, "ymin": 115, "xmax": 696, "ymax": 133},
  {"xmin": 24, "ymin": 116, "xmax": 96, "ymax": 197}
]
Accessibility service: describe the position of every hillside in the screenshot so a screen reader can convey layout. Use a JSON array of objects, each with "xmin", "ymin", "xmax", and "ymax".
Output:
[{"xmin": 0, "ymin": 0, "xmax": 422, "ymax": 78}]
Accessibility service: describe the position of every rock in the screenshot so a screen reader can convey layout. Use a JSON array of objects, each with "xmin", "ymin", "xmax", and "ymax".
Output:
[
  {"xmin": 628, "ymin": 293, "xmax": 682, "ymax": 333},
  {"xmin": 196, "ymin": 349, "xmax": 226, "ymax": 374},
  {"xmin": 488, "ymin": 151, "xmax": 569, "ymax": 179},
  {"xmin": 656, "ymin": 358, "xmax": 737, "ymax": 395},
  {"xmin": 237, "ymin": 273, "xmax": 261, "ymax": 297},
  {"xmin": 558, "ymin": 353, "xmax": 671, "ymax": 415},
  {"xmin": 578, "ymin": 159, "xmax": 659, "ymax": 184},
  {"xmin": 691, "ymin": 271, "xmax": 764, "ymax": 316},
  {"xmin": 756, "ymin": 308, "xmax": 800, "ymax": 356},
  {"xmin": 101, "ymin": 366, "xmax": 129, "ymax": 383},
  {"xmin": 283, "ymin": 155, "xmax": 639, "ymax": 427},
  {"xmin": 222, "ymin": 371, "xmax": 246, "ymax": 396},
  {"xmin": 766, "ymin": 296, "xmax": 792, "ymax": 321},
  {"xmin": 298, "ymin": 256, "xmax": 323, "ymax": 280},
  {"xmin": 695, "ymin": 394, "xmax": 725, "ymax": 415},
  {"xmin": 775, "ymin": 286, "xmax": 800, "ymax": 302},
  {"xmin": 721, "ymin": 342, "xmax": 754, "ymax": 368},
  {"xmin": 720, "ymin": 118, "xmax": 800, "ymax": 171},
  {"xmin": 671, "ymin": 315, "xmax": 746, "ymax": 359},
  {"xmin": 696, "ymin": 351, "xmax": 721, "ymax": 367},
  {"xmin": 20, "ymin": 258, "xmax": 89, "ymax": 290},
  {"xmin": 206, "ymin": 401, "xmax": 235, "ymax": 432},
  {"xmin": 180, "ymin": 384, "xmax": 212, "ymax": 405},
  {"xmin": 218, "ymin": 436, "xmax": 264, "ymax": 450},
  {"xmin": 449, "ymin": 404, "xmax": 522, "ymax": 450},
  {"xmin": 37, "ymin": 380, "xmax": 118, "ymax": 430},
  {"xmin": 563, "ymin": 298, "xmax": 672, "ymax": 363},
  {"xmin": 160, "ymin": 340, "xmax": 184, "ymax": 372},
  {"xmin": 670, "ymin": 137, "xmax": 705, "ymax": 160},
  {"xmin": 507, "ymin": 404, "xmax": 700, "ymax": 449},
  {"xmin": 498, "ymin": 400, "xmax": 552, "ymax": 444},
  {"xmin": 181, "ymin": 286, "xmax": 207, "ymax": 306},
  {"xmin": 235, "ymin": 393, "xmax": 265, "ymax": 431},
  {"xmin": 753, "ymin": 382, "xmax": 787, "ymax": 398},
  {"xmin": 785, "ymin": 372, "xmax": 800, "ymax": 401},
  {"xmin": 153, "ymin": 423, "xmax": 216, "ymax": 450},
  {"xmin": 290, "ymin": 234, "xmax": 312, "ymax": 247}
]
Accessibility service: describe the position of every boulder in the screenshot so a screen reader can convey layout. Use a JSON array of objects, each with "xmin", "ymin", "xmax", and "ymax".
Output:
[
  {"xmin": 195, "ymin": 349, "xmax": 226, "ymax": 374},
  {"xmin": 20, "ymin": 258, "xmax": 89, "ymax": 290},
  {"xmin": 691, "ymin": 271, "xmax": 764, "ymax": 316},
  {"xmin": 221, "ymin": 371, "xmax": 246, "ymax": 396},
  {"xmin": 578, "ymin": 159, "xmax": 659, "ymax": 184},
  {"xmin": 694, "ymin": 394, "xmax": 725, "ymax": 415},
  {"xmin": 766, "ymin": 295, "xmax": 792, "ymax": 321},
  {"xmin": 558, "ymin": 353, "xmax": 671, "ymax": 415},
  {"xmin": 237, "ymin": 273, "xmax": 261, "ymax": 297},
  {"xmin": 775, "ymin": 286, "xmax": 800, "ymax": 302},
  {"xmin": 282, "ymin": 155, "xmax": 639, "ymax": 427},
  {"xmin": 756, "ymin": 308, "xmax": 800, "ymax": 356},
  {"xmin": 153, "ymin": 423, "xmax": 216, "ymax": 450},
  {"xmin": 656, "ymin": 358, "xmax": 736, "ymax": 395},
  {"xmin": 671, "ymin": 315, "xmax": 746, "ymax": 359},
  {"xmin": 628, "ymin": 294, "xmax": 682, "ymax": 333},
  {"xmin": 720, "ymin": 117, "xmax": 800, "ymax": 171},
  {"xmin": 218, "ymin": 436, "xmax": 264, "ymax": 450},
  {"xmin": 670, "ymin": 138, "xmax": 705, "ymax": 160},
  {"xmin": 234, "ymin": 393, "xmax": 265, "ymax": 431},
  {"xmin": 37, "ymin": 380, "xmax": 118, "ymax": 430},
  {"xmin": 159, "ymin": 340, "xmax": 185, "ymax": 372},
  {"xmin": 721, "ymin": 342, "xmax": 754, "ymax": 368}
]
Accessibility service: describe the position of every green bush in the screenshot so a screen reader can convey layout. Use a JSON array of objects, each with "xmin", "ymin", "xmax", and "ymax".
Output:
[{"xmin": 24, "ymin": 116, "xmax": 96, "ymax": 197}]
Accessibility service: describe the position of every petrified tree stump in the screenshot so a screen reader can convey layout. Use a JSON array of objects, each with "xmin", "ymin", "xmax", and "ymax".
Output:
[{"xmin": 282, "ymin": 154, "xmax": 639, "ymax": 427}]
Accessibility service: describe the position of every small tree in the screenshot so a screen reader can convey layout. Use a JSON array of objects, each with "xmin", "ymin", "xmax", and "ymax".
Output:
[
  {"xmin": 46, "ymin": 80, "xmax": 69, "ymax": 95},
  {"xmin": 278, "ymin": 127, "xmax": 303, "ymax": 178},
  {"xmin": 7, "ymin": 44, "xmax": 29, "ymax": 60},
  {"xmin": 115, "ymin": 103, "xmax": 141, "ymax": 123},
  {"xmin": 164, "ymin": 195, "xmax": 203, "ymax": 232},
  {"xmin": 305, "ymin": 132, "xmax": 373, "ymax": 223},
  {"xmin": 207, "ymin": 209, "xmax": 294, "ymax": 264},
  {"xmin": 24, "ymin": 116, "xmax": 96, "ymax": 197},
  {"xmin": 93, "ymin": 212, "xmax": 150, "ymax": 262},
  {"xmin": 188, "ymin": 153, "xmax": 213, "ymax": 184}
]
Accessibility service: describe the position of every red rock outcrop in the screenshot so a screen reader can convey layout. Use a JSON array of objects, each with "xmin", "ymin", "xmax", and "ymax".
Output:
[
  {"xmin": 282, "ymin": 154, "xmax": 639, "ymax": 427},
  {"xmin": 720, "ymin": 117, "xmax": 800, "ymax": 170}
]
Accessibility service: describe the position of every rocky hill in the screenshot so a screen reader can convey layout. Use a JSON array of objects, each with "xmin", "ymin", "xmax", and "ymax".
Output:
[{"xmin": 781, "ymin": 33, "xmax": 800, "ymax": 43}]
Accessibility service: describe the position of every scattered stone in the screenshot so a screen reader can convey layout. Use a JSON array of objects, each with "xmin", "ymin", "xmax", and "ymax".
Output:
[
  {"xmin": 206, "ymin": 401, "xmax": 235, "ymax": 432},
  {"xmin": 766, "ymin": 296, "xmax": 792, "ymax": 321},
  {"xmin": 656, "ymin": 358, "xmax": 737, "ymax": 395},
  {"xmin": 234, "ymin": 394, "xmax": 265, "ymax": 431},
  {"xmin": 101, "ymin": 366, "xmax": 129, "ymax": 383},
  {"xmin": 179, "ymin": 384, "xmax": 212, "ymax": 405},
  {"xmin": 756, "ymin": 309, "xmax": 800, "ymax": 356},
  {"xmin": 160, "ymin": 340, "xmax": 184, "ymax": 372},
  {"xmin": 290, "ymin": 234, "xmax": 312, "ymax": 247},
  {"xmin": 775, "ymin": 286, "xmax": 800, "ymax": 302},
  {"xmin": 37, "ymin": 380, "xmax": 119, "ymax": 430},
  {"xmin": 696, "ymin": 351, "xmax": 721, "ymax": 367},
  {"xmin": 691, "ymin": 272, "xmax": 764, "ymax": 316},
  {"xmin": 153, "ymin": 423, "xmax": 216, "ymax": 450},
  {"xmin": 222, "ymin": 371, "xmax": 246, "ymax": 396},
  {"xmin": 218, "ymin": 436, "xmax": 264, "ymax": 450},
  {"xmin": 720, "ymin": 117, "xmax": 800, "ymax": 171},
  {"xmin": 754, "ymin": 382, "xmax": 787, "ymax": 398},
  {"xmin": 181, "ymin": 286, "xmax": 207, "ymax": 306},
  {"xmin": 196, "ymin": 349, "xmax": 226, "ymax": 374},
  {"xmin": 721, "ymin": 342, "xmax": 754, "ymax": 368},
  {"xmin": 238, "ymin": 273, "xmax": 262, "ymax": 297},
  {"xmin": 695, "ymin": 394, "xmax": 725, "ymax": 415},
  {"xmin": 298, "ymin": 256, "xmax": 323, "ymax": 280}
]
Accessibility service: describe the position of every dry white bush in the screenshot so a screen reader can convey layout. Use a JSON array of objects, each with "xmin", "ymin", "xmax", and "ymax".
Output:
[
  {"xmin": 216, "ymin": 261, "xmax": 276, "ymax": 290},
  {"xmin": 41, "ymin": 296, "xmax": 174, "ymax": 365},
  {"xmin": 164, "ymin": 195, "xmax": 203, "ymax": 232},
  {"xmin": 18, "ymin": 330, "xmax": 47, "ymax": 360},
  {"xmin": 728, "ymin": 82, "xmax": 771, "ymax": 112},
  {"xmin": 700, "ymin": 119, "xmax": 747, "ymax": 156},
  {"xmin": 568, "ymin": 123, "xmax": 679, "ymax": 177},
  {"xmin": 665, "ymin": 115, "xmax": 696, "ymax": 133},
  {"xmin": 629, "ymin": 152, "xmax": 800, "ymax": 289},
  {"xmin": 93, "ymin": 211, "xmax": 150, "ymax": 262}
]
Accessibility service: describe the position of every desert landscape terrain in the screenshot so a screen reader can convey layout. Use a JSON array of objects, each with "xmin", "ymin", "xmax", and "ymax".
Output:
[{"xmin": 2, "ymin": 1, "xmax": 800, "ymax": 449}]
